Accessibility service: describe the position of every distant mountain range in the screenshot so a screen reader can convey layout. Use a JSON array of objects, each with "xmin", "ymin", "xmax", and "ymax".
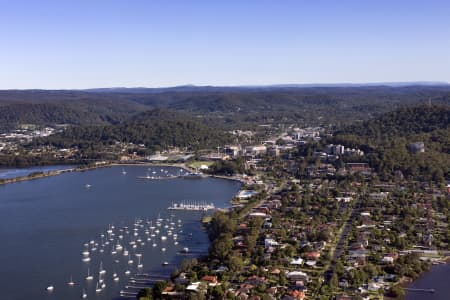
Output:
[{"xmin": 81, "ymin": 82, "xmax": 450, "ymax": 93}]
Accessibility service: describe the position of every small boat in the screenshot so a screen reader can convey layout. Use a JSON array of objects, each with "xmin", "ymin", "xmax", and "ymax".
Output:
[
  {"xmin": 162, "ymin": 261, "xmax": 169, "ymax": 266},
  {"xmin": 137, "ymin": 256, "xmax": 143, "ymax": 268},
  {"xmin": 183, "ymin": 247, "xmax": 189, "ymax": 253},
  {"xmin": 157, "ymin": 214, "xmax": 163, "ymax": 222},
  {"xmin": 99, "ymin": 261, "xmax": 106, "ymax": 275},
  {"xmin": 68, "ymin": 275, "xmax": 75, "ymax": 286},
  {"xmin": 95, "ymin": 283, "xmax": 102, "ymax": 293},
  {"xmin": 115, "ymin": 243, "xmax": 123, "ymax": 251},
  {"xmin": 85, "ymin": 184, "xmax": 91, "ymax": 188},
  {"xmin": 82, "ymin": 288, "xmax": 87, "ymax": 298},
  {"xmin": 125, "ymin": 270, "xmax": 131, "ymax": 275},
  {"xmin": 86, "ymin": 268, "xmax": 93, "ymax": 280},
  {"xmin": 82, "ymin": 257, "xmax": 91, "ymax": 262},
  {"xmin": 113, "ymin": 276, "xmax": 119, "ymax": 282},
  {"xmin": 46, "ymin": 285, "xmax": 54, "ymax": 291},
  {"xmin": 161, "ymin": 247, "xmax": 166, "ymax": 252},
  {"xmin": 127, "ymin": 255, "xmax": 133, "ymax": 264},
  {"xmin": 121, "ymin": 169, "xmax": 127, "ymax": 175},
  {"xmin": 152, "ymin": 243, "xmax": 157, "ymax": 247}
]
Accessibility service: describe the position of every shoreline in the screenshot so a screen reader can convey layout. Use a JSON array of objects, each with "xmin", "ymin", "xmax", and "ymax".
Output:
[
  {"xmin": 387, "ymin": 260, "xmax": 450, "ymax": 300},
  {"xmin": 403, "ymin": 262, "xmax": 450, "ymax": 299},
  {"xmin": 0, "ymin": 161, "xmax": 244, "ymax": 186}
]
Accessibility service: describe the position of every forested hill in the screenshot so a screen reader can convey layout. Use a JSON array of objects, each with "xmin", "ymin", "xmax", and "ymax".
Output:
[
  {"xmin": 0, "ymin": 103, "xmax": 109, "ymax": 130},
  {"xmin": 36, "ymin": 109, "xmax": 233, "ymax": 152},
  {"xmin": 0, "ymin": 90, "xmax": 148, "ymax": 131},
  {"xmin": 335, "ymin": 105, "xmax": 450, "ymax": 140},
  {"xmin": 333, "ymin": 105, "xmax": 450, "ymax": 181},
  {"xmin": 1, "ymin": 86, "xmax": 450, "ymax": 132}
]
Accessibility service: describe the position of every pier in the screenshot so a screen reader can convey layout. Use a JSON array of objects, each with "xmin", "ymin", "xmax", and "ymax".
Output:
[
  {"xmin": 168, "ymin": 201, "xmax": 215, "ymax": 211},
  {"xmin": 403, "ymin": 288, "xmax": 435, "ymax": 293}
]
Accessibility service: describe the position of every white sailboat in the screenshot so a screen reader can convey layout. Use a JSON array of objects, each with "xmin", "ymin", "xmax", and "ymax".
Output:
[
  {"xmin": 82, "ymin": 288, "xmax": 87, "ymax": 298},
  {"xmin": 68, "ymin": 275, "xmax": 75, "ymax": 286},
  {"xmin": 99, "ymin": 261, "xmax": 106, "ymax": 275},
  {"xmin": 137, "ymin": 255, "xmax": 143, "ymax": 268},
  {"xmin": 157, "ymin": 213, "xmax": 163, "ymax": 222},
  {"xmin": 86, "ymin": 268, "xmax": 93, "ymax": 280}
]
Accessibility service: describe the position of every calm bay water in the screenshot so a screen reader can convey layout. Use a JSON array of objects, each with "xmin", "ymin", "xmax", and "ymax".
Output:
[
  {"xmin": 405, "ymin": 264, "xmax": 450, "ymax": 300},
  {"xmin": 0, "ymin": 165, "xmax": 76, "ymax": 180},
  {"xmin": 0, "ymin": 165, "xmax": 241, "ymax": 300}
]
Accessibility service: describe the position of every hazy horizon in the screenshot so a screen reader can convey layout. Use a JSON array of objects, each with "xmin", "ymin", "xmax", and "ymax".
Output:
[{"xmin": 0, "ymin": 81, "xmax": 449, "ymax": 92}]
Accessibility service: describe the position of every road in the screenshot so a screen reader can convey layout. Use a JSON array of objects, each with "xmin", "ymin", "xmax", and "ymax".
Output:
[{"xmin": 323, "ymin": 194, "xmax": 363, "ymax": 282}]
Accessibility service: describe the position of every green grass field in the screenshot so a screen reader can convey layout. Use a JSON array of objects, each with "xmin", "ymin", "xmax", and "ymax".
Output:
[{"xmin": 189, "ymin": 161, "xmax": 214, "ymax": 169}]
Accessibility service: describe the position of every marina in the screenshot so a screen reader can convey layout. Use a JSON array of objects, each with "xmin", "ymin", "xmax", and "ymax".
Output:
[
  {"xmin": 136, "ymin": 168, "xmax": 205, "ymax": 181},
  {"xmin": 0, "ymin": 165, "xmax": 241, "ymax": 300},
  {"xmin": 168, "ymin": 201, "xmax": 215, "ymax": 211}
]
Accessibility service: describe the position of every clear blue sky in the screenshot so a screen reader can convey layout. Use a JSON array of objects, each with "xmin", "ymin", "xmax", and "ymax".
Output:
[{"xmin": 1, "ymin": 0, "xmax": 449, "ymax": 89}]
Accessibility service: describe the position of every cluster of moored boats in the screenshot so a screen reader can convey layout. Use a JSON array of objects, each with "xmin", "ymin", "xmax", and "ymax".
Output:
[
  {"xmin": 137, "ymin": 167, "xmax": 192, "ymax": 180},
  {"xmin": 46, "ymin": 214, "xmax": 190, "ymax": 298},
  {"xmin": 137, "ymin": 167, "xmax": 204, "ymax": 180}
]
